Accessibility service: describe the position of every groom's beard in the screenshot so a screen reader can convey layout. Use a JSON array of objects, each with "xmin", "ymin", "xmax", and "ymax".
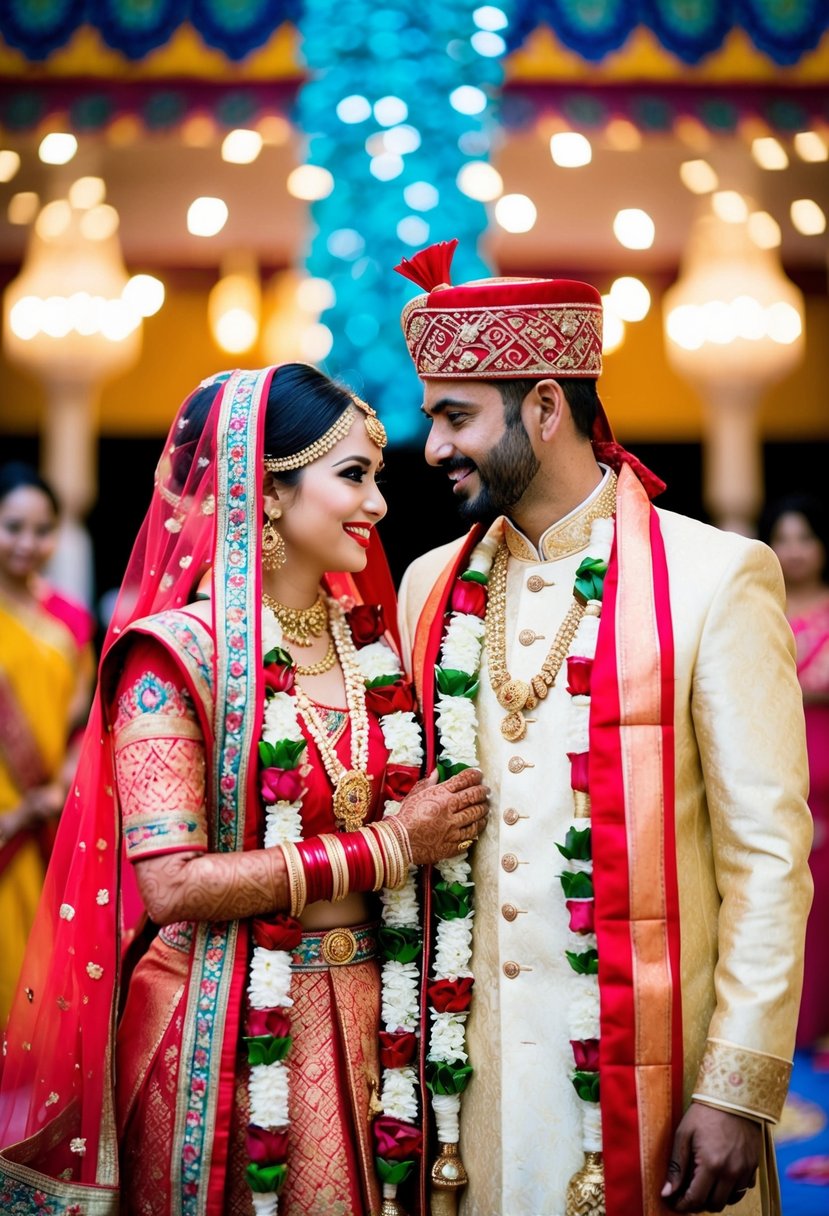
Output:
[{"xmin": 446, "ymin": 421, "xmax": 540, "ymax": 525}]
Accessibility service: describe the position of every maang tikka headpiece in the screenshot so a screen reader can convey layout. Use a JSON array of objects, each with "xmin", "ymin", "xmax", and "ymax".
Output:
[{"xmin": 264, "ymin": 395, "xmax": 387, "ymax": 474}]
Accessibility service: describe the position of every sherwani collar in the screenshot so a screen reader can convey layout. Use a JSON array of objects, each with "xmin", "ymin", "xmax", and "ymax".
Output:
[{"xmin": 503, "ymin": 465, "xmax": 618, "ymax": 562}]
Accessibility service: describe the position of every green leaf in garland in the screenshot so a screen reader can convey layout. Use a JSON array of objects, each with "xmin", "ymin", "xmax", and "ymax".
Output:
[
  {"xmin": 574, "ymin": 556, "xmax": 608, "ymax": 606},
  {"xmin": 566, "ymin": 948, "xmax": 599, "ymax": 975},
  {"xmin": 435, "ymin": 666, "xmax": 480, "ymax": 699},
  {"xmin": 375, "ymin": 1157, "xmax": 416, "ymax": 1185},
  {"xmin": 365, "ymin": 674, "xmax": 400, "ymax": 689},
  {"xmin": 425, "ymin": 1059, "xmax": 473, "ymax": 1095},
  {"xmin": 555, "ymin": 825, "xmax": 592, "ymax": 862},
  {"xmin": 437, "ymin": 760, "xmax": 469, "ymax": 783},
  {"xmin": 559, "ymin": 871, "xmax": 594, "ymax": 900},
  {"xmin": 258, "ymin": 738, "xmax": 306, "ymax": 771},
  {"xmin": 264, "ymin": 645, "xmax": 294, "ymax": 669},
  {"xmin": 244, "ymin": 1034, "xmax": 292, "ymax": 1066},
  {"xmin": 460, "ymin": 570, "xmax": 488, "ymax": 585},
  {"xmin": 377, "ymin": 925, "xmax": 422, "ymax": 963},
  {"xmin": 246, "ymin": 1162, "xmax": 288, "ymax": 1193},
  {"xmin": 571, "ymin": 1070, "xmax": 600, "ymax": 1102},
  {"xmin": 433, "ymin": 880, "xmax": 472, "ymax": 920}
]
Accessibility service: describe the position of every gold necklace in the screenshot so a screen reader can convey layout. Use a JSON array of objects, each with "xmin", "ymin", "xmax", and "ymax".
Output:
[
  {"xmin": 295, "ymin": 639, "xmax": 336, "ymax": 676},
  {"xmin": 294, "ymin": 601, "xmax": 372, "ymax": 831},
  {"xmin": 262, "ymin": 591, "xmax": 328, "ymax": 647},
  {"xmin": 485, "ymin": 543, "xmax": 585, "ymax": 743}
]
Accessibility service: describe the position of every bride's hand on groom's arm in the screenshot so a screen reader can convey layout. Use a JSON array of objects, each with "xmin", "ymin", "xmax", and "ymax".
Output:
[{"xmin": 396, "ymin": 768, "xmax": 489, "ymax": 867}]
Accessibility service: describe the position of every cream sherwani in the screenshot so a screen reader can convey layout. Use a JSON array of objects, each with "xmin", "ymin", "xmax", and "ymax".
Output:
[{"xmin": 398, "ymin": 471, "xmax": 812, "ymax": 1216}]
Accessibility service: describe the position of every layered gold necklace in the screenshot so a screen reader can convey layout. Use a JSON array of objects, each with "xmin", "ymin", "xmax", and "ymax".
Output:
[
  {"xmin": 485, "ymin": 543, "xmax": 585, "ymax": 743},
  {"xmin": 294, "ymin": 601, "xmax": 373, "ymax": 832}
]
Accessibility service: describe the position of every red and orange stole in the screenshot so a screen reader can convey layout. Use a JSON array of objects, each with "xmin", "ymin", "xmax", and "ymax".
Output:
[{"xmin": 411, "ymin": 467, "xmax": 681, "ymax": 1216}]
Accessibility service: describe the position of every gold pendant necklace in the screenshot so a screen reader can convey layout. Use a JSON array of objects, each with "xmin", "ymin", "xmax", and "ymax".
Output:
[
  {"xmin": 262, "ymin": 591, "xmax": 328, "ymax": 647},
  {"xmin": 485, "ymin": 543, "xmax": 586, "ymax": 743},
  {"xmin": 294, "ymin": 601, "xmax": 372, "ymax": 831}
]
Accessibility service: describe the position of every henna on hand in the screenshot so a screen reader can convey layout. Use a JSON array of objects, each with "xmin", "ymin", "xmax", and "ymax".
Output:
[
  {"xmin": 133, "ymin": 846, "xmax": 291, "ymax": 924},
  {"xmin": 398, "ymin": 768, "xmax": 490, "ymax": 866}
]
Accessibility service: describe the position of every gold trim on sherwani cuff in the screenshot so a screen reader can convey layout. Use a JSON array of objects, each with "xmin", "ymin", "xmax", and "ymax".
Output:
[
  {"xmin": 692, "ymin": 1038, "xmax": 792, "ymax": 1122},
  {"xmin": 503, "ymin": 470, "xmax": 617, "ymax": 562}
]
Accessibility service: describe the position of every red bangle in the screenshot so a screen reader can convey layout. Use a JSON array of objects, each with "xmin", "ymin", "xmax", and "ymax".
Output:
[
  {"xmin": 338, "ymin": 830, "xmax": 375, "ymax": 893},
  {"xmin": 295, "ymin": 837, "xmax": 334, "ymax": 904}
]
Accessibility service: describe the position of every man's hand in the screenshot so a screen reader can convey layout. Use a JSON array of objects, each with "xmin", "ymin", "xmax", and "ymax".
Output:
[{"xmin": 661, "ymin": 1103, "xmax": 761, "ymax": 1212}]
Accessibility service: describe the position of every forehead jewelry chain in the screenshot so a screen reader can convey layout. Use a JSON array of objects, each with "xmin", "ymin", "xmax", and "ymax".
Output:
[
  {"xmin": 262, "ymin": 591, "xmax": 328, "ymax": 647},
  {"xmin": 486, "ymin": 543, "xmax": 585, "ymax": 743},
  {"xmin": 294, "ymin": 600, "xmax": 372, "ymax": 831}
]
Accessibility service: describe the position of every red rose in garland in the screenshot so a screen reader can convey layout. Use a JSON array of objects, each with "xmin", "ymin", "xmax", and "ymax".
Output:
[
  {"xmin": 346, "ymin": 603, "xmax": 385, "ymax": 647},
  {"xmin": 260, "ymin": 767, "xmax": 304, "ymax": 806},
  {"xmin": 246, "ymin": 1124, "xmax": 289, "ymax": 1164},
  {"xmin": 427, "ymin": 976, "xmax": 474, "ymax": 1013},
  {"xmin": 379, "ymin": 1030, "xmax": 418, "ymax": 1069},
  {"xmin": 373, "ymin": 1115, "xmax": 424, "ymax": 1161},
  {"xmin": 365, "ymin": 680, "xmax": 416, "ymax": 717},
  {"xmin": 252, "ymin": 914, "xmax": 304, "ymax": 952},
  {"xmin": 246, "ymin": 1007, "xmax": 292, "ymax": 1039},
  {"xmin": 383, "ymin": 764, "xmax": 420, "ymax": 802},
  {"xmin": 449, "ymin": 578, "xmax": 486, "ymax": 618}
]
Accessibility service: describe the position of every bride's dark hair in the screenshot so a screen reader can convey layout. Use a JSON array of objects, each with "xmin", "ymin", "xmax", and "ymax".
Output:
[{"xmin": 169, "ymin": 364, "xmax": 356, "ymax": 491}]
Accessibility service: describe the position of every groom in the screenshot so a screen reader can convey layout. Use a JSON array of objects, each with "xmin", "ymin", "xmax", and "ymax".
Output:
[{"xmin": 395, "ymin": 241, "xmax": 811, "ymax": 1216}]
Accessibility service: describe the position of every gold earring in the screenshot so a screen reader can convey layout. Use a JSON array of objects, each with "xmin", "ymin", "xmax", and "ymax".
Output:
[{"xmin": 262, "ymin": 510, "xmax": 286, "ymax": 571}]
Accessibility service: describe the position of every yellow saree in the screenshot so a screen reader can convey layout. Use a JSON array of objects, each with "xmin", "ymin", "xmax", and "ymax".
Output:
[{"xmin": 0, "ymin": 588, "xmax": 93, "ymax": 1021}]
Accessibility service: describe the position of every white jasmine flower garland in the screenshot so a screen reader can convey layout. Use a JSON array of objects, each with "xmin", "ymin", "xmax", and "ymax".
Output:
[
  {"xmin": 428, "ymin": 1011, "xmax": 469, "ymax": 1062},
  {"xmin": 440, "ymin": 612, "xmax": 485, "ymax": 674},
  {"xmin": 557, "ymin": 516, "xmax": 615, "ymax": 1161},
  {"xmin": 426, "ymin": 532, "xmax": 497, "ymax": 1155},
  {"xmin": 249, "ymin": 1061, "xmax": 290, "ymax": 1128},
  {"xmin": 354, "ymin": 639, "xmax": 402, "ymax": 682},
  {"xmin": 379, "ymin": 711, "xmax": 423, "ymax": 766},
  {"xmin": 247, "ymin": 608, "xmax": 303, "ymax": 1216},
  {"xmin": 380, "ymin": 960, "xmax": 420, "ymax": 1032},
  {"xmin": 248, "ymin": 947, "xmax": 293, "ymax": 1009},
  {"xmin": 262, "ymin": 692, "xmax": 304, "ymax": 746},
  {"xmin": 432, "ymin": 915, "xmax": 474, "ymax": 979},
  {"xmin": 435, "ymin": 694, "xmax": 479, "ymax": 768},
  {"xmin": 249, "ymin": 608, "xmax": 421, "ymax": 1214},
  {"xmin": 380, "ymin": 1066, "xmax": 419, "ymax": 1124},
  {"xmin": 369, "ymin": 634, "xmax": 425, "ymax": 1212}
]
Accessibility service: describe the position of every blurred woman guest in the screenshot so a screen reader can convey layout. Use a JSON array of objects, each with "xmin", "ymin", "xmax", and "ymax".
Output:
[
  {"xmin": 762, "ymin": 493, "xmax": 829, "ymax": 1052},
  {"xmin": 0, "ymin": 366, "xmax": 487, "ymax": 1216},
  {"xmin": 0, "ymin": 462, "xmax": 94, "ymax": 1022}
]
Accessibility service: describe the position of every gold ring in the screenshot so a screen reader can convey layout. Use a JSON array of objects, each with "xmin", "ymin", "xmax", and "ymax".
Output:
[{"xmin": 458, "ymin": 839, "xmax": 474, "ymax": 853}]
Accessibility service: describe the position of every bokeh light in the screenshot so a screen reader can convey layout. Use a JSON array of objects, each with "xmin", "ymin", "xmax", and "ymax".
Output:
[
  {"xmin": 612, "ymin": 208, "xmax": 655, "ymax": 249},
  {"xmin": 187, "ymin": 197, "xmax": 228, "ymax": 237}
]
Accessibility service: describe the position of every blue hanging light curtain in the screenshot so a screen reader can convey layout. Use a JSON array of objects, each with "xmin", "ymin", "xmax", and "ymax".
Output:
[{"xmin": 295, "ymin": 0, "xmax": 510, "ymax": 444}]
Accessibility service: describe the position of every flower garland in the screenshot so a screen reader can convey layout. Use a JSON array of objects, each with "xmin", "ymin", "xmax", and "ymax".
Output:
[
  {"xmin": 246, "ymin": 598, "xmax": 425, "ymax": 1215},
  {"xmin": 556, "ymin": 517, "xmax": 615, "ymax": 1171},
  {"xmin": 426, "ymin": 532, "xmax": 498, "ymax": 1177},
  {"xmin": 350, "ymin": 608, "xmax": 426, "ymax": 1210}
]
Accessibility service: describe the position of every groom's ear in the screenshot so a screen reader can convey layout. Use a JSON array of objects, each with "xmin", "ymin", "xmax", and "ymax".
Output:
[{"xmin": 531, "ymin": 378, "xmax": 568, "ymax": 444}]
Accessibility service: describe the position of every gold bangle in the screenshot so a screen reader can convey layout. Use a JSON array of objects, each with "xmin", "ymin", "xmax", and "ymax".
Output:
[
  {"xmin": 319, "ymin": 834, "xmax": 350, "ymax": 903},
  {"xmin": 280, "ymin": 841, "xmax": 307, "ymax": 918},
  {"xmin": 361, "ymin": 825, "xmax": 386, "ymax": 892},
  {"xmin": 373, "ymin": 821, "xmax": 406, "ymax": 890},
  {"xmin": 385, "ymin": 814, "xmax": 413, "ymax": 867}
]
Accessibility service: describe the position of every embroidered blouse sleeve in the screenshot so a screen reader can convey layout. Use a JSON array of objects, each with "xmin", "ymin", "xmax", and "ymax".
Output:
[{"xmin": 112, "ymin": 640, "xmax": 208, "ymax": 861}]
